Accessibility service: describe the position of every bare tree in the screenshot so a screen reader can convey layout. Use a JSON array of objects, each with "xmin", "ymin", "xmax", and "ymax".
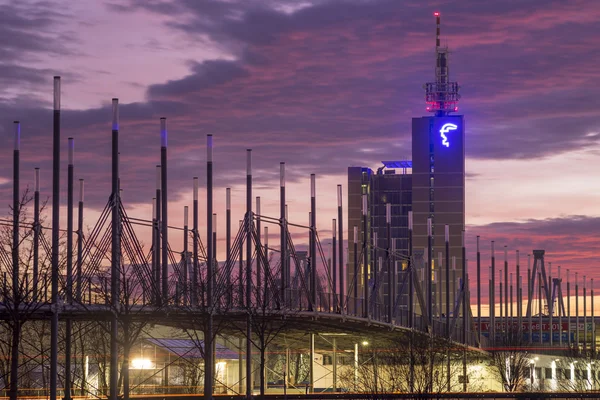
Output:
[{"xmin": 488, "ymin": 326, "xmax": 532, "ymax": 392}]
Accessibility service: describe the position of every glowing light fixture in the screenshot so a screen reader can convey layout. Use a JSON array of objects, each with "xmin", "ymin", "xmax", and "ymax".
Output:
[
  {"xmin": 362, "ymin": 341, "xmax": 369, "ymax": 346},
  {"xmin": 131, "ymin": 358, "xmax": 153, "ymax": 369}
]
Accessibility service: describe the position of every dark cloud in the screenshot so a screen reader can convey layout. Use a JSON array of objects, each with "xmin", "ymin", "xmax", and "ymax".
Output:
[{"xmin": 1, "ymin": 0, "xmax": 599, "ymax": 211}]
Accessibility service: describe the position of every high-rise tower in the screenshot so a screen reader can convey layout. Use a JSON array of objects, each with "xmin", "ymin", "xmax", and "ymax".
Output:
[{"xmin": 412, "ymin": 12, "xmax": 465, "ymax": 320}]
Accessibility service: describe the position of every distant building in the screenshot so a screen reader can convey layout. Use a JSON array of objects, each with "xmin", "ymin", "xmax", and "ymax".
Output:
[{"xmin": 347, "ymin": 163, "xmax": 412, "ymax": 319}]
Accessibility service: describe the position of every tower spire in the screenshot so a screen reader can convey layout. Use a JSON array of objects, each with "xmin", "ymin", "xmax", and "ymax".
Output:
[{"xmin": 425, "ymin": 11, "xmax": 460, "ymax": 115}]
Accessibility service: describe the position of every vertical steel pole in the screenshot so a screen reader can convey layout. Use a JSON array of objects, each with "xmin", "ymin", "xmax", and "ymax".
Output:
[
  {"xmin": 576, "ymin": 272, "xmax": 580, "ymax": 349},
  {"xmin": 353, "ymin": 226, "xmax": 358, "ymax": 315},
  {"xmin": 362, "ymin": 194, "xmax": 368, "ymax": 318},
  {"xmin": 445, "ymin": 225, "xmax": 450, "ymax": 338},
  {"xmin": 50, "ymin": 76, "xmax": 61, "ymax": 400},
  {"xmin": 558, "ymin": 266, "xmax": 562, "ymax": 346},
  {"xmin": 155, "ymin": 166, "xmax": 161, "ymax": 305},
  {"xmin": 332, "ymin": 219, "xmax": 337, "ymax": 313},
  {"xmin": 427, "ymin": 218, "xmax": 432, "ymax": 326},
  {"xmin": 528, "ymin": 259, "xmax": 532, "ymax": 344},
  {"xmin": 539, "ymin": 272, "xmax": 543, "ymax": 345},
  {"xmin": 476, "ymin": 236, "xmax": 481, "ymax": 346},
  {"xmin": 568, "ymin": 269, "xmax": 571, "ymax": 346},
  {"xmin": 516, "ymin": 251, "xmax": 521, "ymax": 338},
  {"xmin": 583, "ymin": 275, "xmax": 587, "ymax": 354},
  {"xmin": 462, "ymin": 232, "xmax": 467, "ymax": 342},
  {"xmin": 310, "ymin": 175, "xmax": 317, "ymax": 310},
  {"xmin": 183, "ymin": 206, "xmax": 189, "ymax": 305},
  {"xmin": 205, "ymin": 135, "xmax": 214, "ymax": 399},
  {"xmin": 10, "ymin": 121, "xmax": 20, "ymax": 400},
  {"xmin": 256, "ymin": 197, "xmax": 261, "ymax": 306},
  {"xmin": 280, "ymin": 163, "xmax": 286, "ymax": 308},
  {"xmin": 504, "ymin": 246, "xmax": 508, "ymax": 329},
  {"xmin": 33, "ymin": 168, "xmax": 40, "ymax": 302},
  {"xmin": 491, "ymin": 241, "xmax": 495, "ymax": 345},
  {"xmin": 590, "ymin": 278, "xmax": 596, "ymax": 357},
  {"xmin": 67, "ymin": 138, "xmax": 74, "ymax": 303},
  {"xmin": 160, "ymin": 118, "xmax": 168, "ymax": 302},
  {"xmin": 65, "ymin": 137, "xmax": 74, "ymax": 400},
  {"xmin": 592, "ymin": 278, "xmax": 595, "ymax": 355},
  {"xmin": 462, "ymin": 230, "xmax": 467, "ymax": 390},
  {"xmin": 110, "ymin": 98, "xmax": 120, "ymax": 400},
  {"xmin": 549, "ymin": 263, "xmax": 553, "ymax": 346},
  {"xmin": 337, "ymin": 185, "xmax": 344, "ymax": 313},
  {"xmin": 76, "ymin": 180, "xmax": 84, "ymax": 302},
  {"xmin": 386, "ymin": 203, "xmax": 392, "ymax": 324},
  {"xmin": 193, "ymin": 177, "xmax": 199, "ymax": 306},
  {"xmin": 332, "ymin": 338, "xmax": 337, "ymax": 391},
  {"xmin": 408, "ymin": 211, "xmax": 413, "ymax": 329},
  {"xmin": 408, "ymin": 211, "xmax": 414, "ymax": 393},
  {"xmin": 226, "ymin": 187, "xmax": 232, "ymax": 306},
  {"xmin": 309, "ymin": 334, "xmax": 315, "ymax": 393},
  {"xmin": 245, "ymin": 150, "xmax": 253, "ymax": 399}
]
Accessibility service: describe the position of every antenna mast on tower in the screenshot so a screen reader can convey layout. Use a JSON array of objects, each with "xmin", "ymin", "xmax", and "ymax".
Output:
[{"xmin": 425, "ymin": 12, "xmax": 460, "ymax": 116}]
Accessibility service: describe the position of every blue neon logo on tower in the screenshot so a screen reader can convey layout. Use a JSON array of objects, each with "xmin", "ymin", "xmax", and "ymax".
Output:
[{"xmin": 439, "ymin": 123, "xmax": 457, "ymax": 147}]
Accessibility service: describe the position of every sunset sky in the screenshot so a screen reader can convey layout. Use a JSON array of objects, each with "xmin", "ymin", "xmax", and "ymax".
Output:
[{"xmin": 0, "ymin": 0, "xmax": 599, "ymax": 298}]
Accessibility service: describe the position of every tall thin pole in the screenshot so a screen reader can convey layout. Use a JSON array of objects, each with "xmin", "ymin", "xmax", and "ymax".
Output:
[
  {"xmin": 183, "ymin": 206, "xmax": 189, "ymax": 305},
  {"xmin": 226, "ymin": 187, "xmax": 232, "ymax": 306},
  {"xmin": 245, "ymin": 149, "xmax": 253, "ymax": 399},
  {"xmin": 67, "ymin": 138, "xmax": 74, "ymax": 303},
  {"xmin": 65, "ymin": 137, "xmax": 74, "ymax": 400},
  {"xmin": 337, "ymin": 185, "xmax": 344, "ymax": 313},
  {"xmin": 311, "ymin": 175, "xmax": 317, "ymax": 311},
  {"xmin": 408, "ymin": 211, "xmax": 414, "ymax": 393},
  {"xmin": 445, "ymin": 225, "xmax": 450, "ymax": 338},
  {"xmin": 50, "ymin": 76, "xmax": 61, "ymax": 400},
  {"xmin": 408, "ymin": 211, "xmax": 413, "ymax": 329},
  {"xmin": 332, "ymin": 219, "xmax": 337, "ymax": 313},
  {"xmin": 160, "ymin": 118, "xmax": 168, "ymax": 302},
  {"xmin": 558, "ymin": 266, "xmax": 562, "ymax": 346},
  {"xmin": 155, "ymin": 166, "xmax": 161, "ymax": 305},
  {"xmin": 386, "ymin": 203, "xmax": 393, "ymax": 324},
  {"xmin": 193, "ymin": 177, "xmax": 199, "ymax": 306},
  {"xmin": 353, "ymin": 226, "xmax": 358, "ymax": 316},
  {"xmin": 592, "ymin": 278, "xmax": 595, "ymax": 355},
  {"xmin": 10, "ymin": 121, "xmax": 20, "ymax": 400},
  {"xmin": 567, "ymin": 269, "xmax": 571, "ymax": 347},
  {"xmin": 76, "ymin": 179, "xmax": 84, "ymax": 302},
  {"xmin": 362, "ymin": 194, "xmax": 368, "ymax": 318},
  {"xmin": 491, "ymin": 241, "xmax": 495, "ymax": 345},
  {"xmin": 256, "ymin": 197, "xmax": 262, "ymax": 306},
  {"xmin": 110, "ymin": 98, "xmax": 120, "ymax": 400},
  {"xmin": 528, "ymin": 257, "xmax": 532, "ymax": 344},
  {"xmin": 205, "ymin": 135, "xmax": 214, "ymax": 399},
  {"xmin": 427, "ymin": 218, "xmax": 433, "ymax": 326},
  {"xmin": 504, "ymin": 246, "xmax": 508, "ymax": 330},
  {"xmin": 33, "ymin": 168, "xmax": 40, "ymax": 302},
  {"xmin": 476, "ymin": 236, "xmax": 481, "ymax": 346},
  {"xmin": 583, "ymin": 275, "xmax": 587, "ymax": 354},
  {"xmin": 280, "ymin": 163, "xmax": 287, "ymax": 308},
  {"xmin": 576, "ymin": 272, "xmax": 580, "ymax": 349},
  {"xmin": 538, "ymin": 272, "xmax": 543, "ymax": 345},
  {"xmin": 516, "ymin": 251, "xmax": 521, "ymax": 339}
]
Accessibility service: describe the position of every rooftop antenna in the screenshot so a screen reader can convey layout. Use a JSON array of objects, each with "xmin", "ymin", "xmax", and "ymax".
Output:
[{"xmin": 425, "ymin": 12, "xmax": 460, "ymax": 116}]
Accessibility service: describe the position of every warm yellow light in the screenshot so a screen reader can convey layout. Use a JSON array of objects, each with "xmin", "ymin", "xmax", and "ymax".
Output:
[
  {"xmin": 131, "ymin": 358, "xmax": 153, "ymax": 369},
  {"xmin": 362, "ymin": 341, "xmax": 369, "ymax": 346}
]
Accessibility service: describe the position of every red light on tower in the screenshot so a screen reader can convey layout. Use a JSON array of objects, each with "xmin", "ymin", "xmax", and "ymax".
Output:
[{"xmin": 434, "ymin": 12, "xmax": 440, "ymax": 16}]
